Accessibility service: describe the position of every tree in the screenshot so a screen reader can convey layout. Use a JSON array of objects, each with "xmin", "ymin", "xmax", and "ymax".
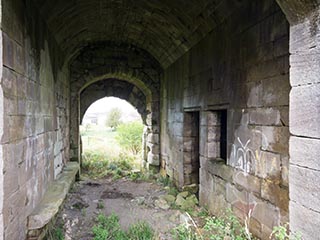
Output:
[
  {"xmin": 105, "ymin": 108, "xmax": 122, "ymax": 130},
  {"xmin": 116, "ymin": 121, "xmax": 144, "ymax": 155}
]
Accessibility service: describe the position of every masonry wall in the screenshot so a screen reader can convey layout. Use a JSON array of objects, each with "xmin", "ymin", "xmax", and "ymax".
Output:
[
  {"xmin": 1, "ymin": 0, "xmax": 69, "ymax": 238},
  {"xmin": 288, "ymin": 8, "xmax": 320, "ymax": 239},
  {"xmin": 161, "ymin": 0, "xmax": 289, "ymax": 238}
]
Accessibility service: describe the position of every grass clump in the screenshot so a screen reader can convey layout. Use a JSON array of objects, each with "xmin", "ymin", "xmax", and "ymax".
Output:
[
  {"xmin": 127, "ymin": 221, "xmax": 155, "ymax": 240},
  {"xmin": 92, "ymin": 213, "xmax": 155, "ymax": 240}
]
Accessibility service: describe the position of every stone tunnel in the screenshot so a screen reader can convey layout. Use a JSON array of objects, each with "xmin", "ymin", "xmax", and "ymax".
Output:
[{"xmin": 0, "ymin": 0, "xmax": 320, "ymax": 239}]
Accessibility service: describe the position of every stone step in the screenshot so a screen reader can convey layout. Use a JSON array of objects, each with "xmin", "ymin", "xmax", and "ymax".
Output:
[{"xmin": 27, "ymin": 162, "xmax": 79, "ymax": 240}]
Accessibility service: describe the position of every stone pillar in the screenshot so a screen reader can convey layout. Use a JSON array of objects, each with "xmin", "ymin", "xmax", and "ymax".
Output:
[
  {"xmin": 69, "ymin": 93, "xmax": 80, "ymax": 162},
  {"xmin": 288, "ymin": 8, "xmax": 320, "ymax": 239},
  {"xmin": 145, "ymin": 100, "xmax": 160, "ymax": 172},
  {"xmin": 0, "ymin": 16, "xmax": 4, "ymax": 239}
]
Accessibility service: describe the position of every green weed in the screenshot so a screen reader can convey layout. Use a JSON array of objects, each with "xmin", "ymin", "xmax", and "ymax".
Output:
[
  {"xmin": 172, "ymin": 209, "xmax": 252, "ymax": 240},
  {"xmin": 97, "ymin": 200, "xmax": 105, "ymax": 209},
  {"xmin": 46, "ymin": 226, "xmax": 64, "ymax": 240},
  {"xmin": 202, "ymin": 210, "xmax": 249, "ymax": 240},
  {"xmin": 157, "ymin": 175, "xmax": 173, "ymax": 187},
  {"xmin": 92, "ymin": 213, "xmax": 155, "ymax": 240},
  {"xmin": 270, "ymin": 223, "xmax": 302, "ymax": 240},
  {"xmin": 172, "ymin": 224, "xmax": 199, "ymax": 240},
  {"xmin": 127, "ymin": 221, "xmax": 155, "ymax": 240}
]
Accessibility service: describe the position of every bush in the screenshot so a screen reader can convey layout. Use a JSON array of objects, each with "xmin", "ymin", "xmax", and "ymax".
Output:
[{"xmin": 116, "ymin": 121, "xmax": 144, "ymax": 155}]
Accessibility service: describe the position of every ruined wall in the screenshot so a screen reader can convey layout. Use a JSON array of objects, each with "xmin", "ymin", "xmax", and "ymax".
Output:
[
  {"xmin": 161, "ymin": 0, "xmax": 289, "ymax": 238},
  {"xmin": 1, "ymin": 0, "xmax": 69, "ymax": 238}
]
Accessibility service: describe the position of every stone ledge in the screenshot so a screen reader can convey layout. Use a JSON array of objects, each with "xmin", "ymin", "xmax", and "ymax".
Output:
[{"xmin": 27, "ymin": 162, "xmax": 79, "ymax": 237}]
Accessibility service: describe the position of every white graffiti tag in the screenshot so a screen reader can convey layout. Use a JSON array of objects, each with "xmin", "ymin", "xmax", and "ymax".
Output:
[{"xmin": 230, "ymin": 137, "xmax": 256, "ymax": 174}]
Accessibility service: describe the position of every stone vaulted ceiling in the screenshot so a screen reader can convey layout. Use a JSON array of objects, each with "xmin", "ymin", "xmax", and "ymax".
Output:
[{"xmin": 33, "ymin": 0, "xmax": 235, "ymax": 68}]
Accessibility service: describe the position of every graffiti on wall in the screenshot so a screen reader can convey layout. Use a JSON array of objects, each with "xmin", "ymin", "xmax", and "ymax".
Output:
[
  {"xmin": 227, "ymin": 129, "xmax": 270, "ymax": 235},
  {"xmin": 229, "ymin": 129, "xmax": 268, "ymax": 175}
]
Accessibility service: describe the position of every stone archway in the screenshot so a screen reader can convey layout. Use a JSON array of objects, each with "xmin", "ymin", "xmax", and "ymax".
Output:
[
  {"xmin": 79, "ymin": 78, "xmax": 152, "ymax": 169},
  {"xmin": 69, "ymin": 42, "xmax": 162, "ymax": 171}
]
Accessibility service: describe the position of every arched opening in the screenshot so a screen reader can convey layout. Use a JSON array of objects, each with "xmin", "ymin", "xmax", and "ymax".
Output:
[
  {"xmin": 73, "ymin": 76, "xmax": 159, "ymax": 174},
  {"xmin": 68, "ymin": 43, "xmax": 162, "ymax": 174},
  {"xmin": 80, "ymin": 97, "xmax": 144, "ymax": 178}
]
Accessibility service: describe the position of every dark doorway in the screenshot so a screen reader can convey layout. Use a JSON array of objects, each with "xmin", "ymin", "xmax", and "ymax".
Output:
[{"xmin": 183, "ymin": 111, "xmax": 200, "ymax": 185}]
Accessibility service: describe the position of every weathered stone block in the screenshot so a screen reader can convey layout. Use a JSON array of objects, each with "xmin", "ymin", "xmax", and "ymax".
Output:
[
  {"xmin": 2, "ymin": 67, "xmax": 17, "ymax": 97},
  {"xmin": 255, "ymin": 151, "xmax": 281, "ymax": 179},
  {"xmin": 281, "ymin": 156, "xmax": 289, "ymax": 187},
  {"xmin": 261, "ymin": 74, "xmax": 289, "ymax": 107},
  {"xmin": 290, "ymin": 84, "xmax": 320, "ymax": 138},
  {"xmin": 261, "ymin": 180, "xmax": 288, "ymax": 211},
  {"xmin": 183, "ymin": 138, "xmax": 193, "ymax": 151},
  {"xmin": 290, "ymin": 165, "xmax": 320, "ymax": 213},
  {"xmin": 207, "ymin": 126, "xmax": 221, "ymax": 141},
  {"xmin": 212, "ymin": 176, "xmax": 226, "ymax": 196},
  {"xmin": 261, "ymin": 126, "xmax": 289, "ymax": 154},
  {"xmin": 147, "ymin": 133, "xmax": 159, "ymax": 143},
  {"xmin": 199, "ymin": 168, "xmax": 214, "ymax": 206},
  {"xmin": 251, "ymin": 200, "xmax": 280, "ymax": 229},
  {"xmin": 233, "ymin": 171, "xmax": 261, "ymax": 194},
  {"xmin": 207, "ymin": 141, "xmax": 220, "ymax": 159},
  {"xmin": 207, "ymin": 160, "xmax": 234, "ymax": 182},
  {"xmin": 290, "ymin": 47, "xmax": 320, "ymax": 86},
  {"xmin": 249, "ymin": 107, "xmax": 281, "ymax": 126},
  {"xmin": 147, "ymin": 152, "xmax": 160, "ymax": 166},
  {"xmin": 226, "ymin": 183, "xmax": 248, "ymax": 206},
  {"xmin": 208, "ymin": 194, "xmax": 228, "ymax": 216},
  {"xmin": 2, "ymin": 33, "xmax": 14, "ymax": 69},
  {"xmin": 290, "ymin": 136, "xmax": 320, "ymax": 171},
  {"xmin": 290, "ymin": 201, "xmax": 320, "ymax": 240}
]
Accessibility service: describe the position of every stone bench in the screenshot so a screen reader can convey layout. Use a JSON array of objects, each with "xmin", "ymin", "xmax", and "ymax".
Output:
[{"xmin": 27, "ymin": 162, "xmax": 79, "ymax": 240}]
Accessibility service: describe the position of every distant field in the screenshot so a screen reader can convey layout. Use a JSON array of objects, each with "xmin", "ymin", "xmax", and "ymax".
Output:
[{"xmin": 80, "ymin": 125, "xmax": 121, "ymax": 156}]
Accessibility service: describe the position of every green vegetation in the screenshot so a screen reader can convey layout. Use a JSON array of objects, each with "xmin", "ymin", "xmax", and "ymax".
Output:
[
  {"xmin": 202, "ymin": 212, "xmax": 250, "ymax": 240},
  {"xmin": 157, "ymin": 175, "xmax": 172, "ymax": 187},
  {"xmin": 80, "ymin": 125, "xmax": 119, "ymax": 156},
  {"xmin": 172, "ymin": 209, "xmax": 252, "ymax": 240},
  {"xmin": 171, "ymin": 209, "xmax": 303, "ymax": 240},
  {"xmin": 105, "ymin": 107, "xmax": 122, "ymax": 130},
  {"xmin": 92, "ymin": 213, "xmax": 155, "ymax": 240},
  {"xmin": 46, "ymin": 226, "xmax": 64, "ymax": 240},
  {"xmin": 116, "ymin": 121, "xmax": 144, "ymax": 155},
  {"xmin": 97, "ymin": 200, "xmax": 105, "ymax": 209},
  {"xmin": 270, "ymin": 224, "xmax": 302, "ymax": 240},
  {"xmin": 82, "ymin": 151, "xmax": 134, "ymax": 179},
  {"xmin": 80, "ymin": 120, "xmax": 144, "ymax": 179}
]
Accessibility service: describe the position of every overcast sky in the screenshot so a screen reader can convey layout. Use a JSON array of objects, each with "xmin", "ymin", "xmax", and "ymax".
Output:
[{"xmin": 84, "ymin": 97, "xmax": 141, "ymax": 123}]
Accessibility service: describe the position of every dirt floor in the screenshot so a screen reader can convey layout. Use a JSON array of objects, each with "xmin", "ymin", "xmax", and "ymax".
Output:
[{"xmin": 55, "ymin": 177, "xmax": 188, "ymax": 240}]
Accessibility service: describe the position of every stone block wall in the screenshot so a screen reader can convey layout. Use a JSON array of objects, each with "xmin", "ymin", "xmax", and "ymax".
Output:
[
  {"xmin": 160, "ymin": 0, "xmax": 289, "ymax": 238},
  {"xmin": 0, "ymin": 0, "xmax": 69, "ymax": 238},
  {"xmin": 287, "ymin": 8, "xmax": 320, "ymax": 240}
]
